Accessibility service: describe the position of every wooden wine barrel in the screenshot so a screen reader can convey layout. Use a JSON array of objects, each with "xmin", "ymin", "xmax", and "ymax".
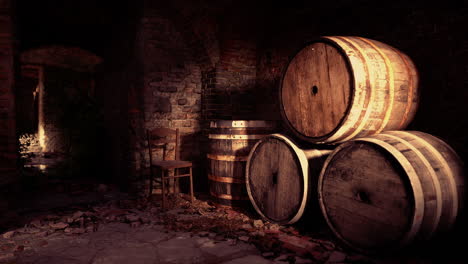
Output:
[
  {"xmin": 280, "ymin": 36, "xmax": 419, "ymax": 144},
  {"xmin": 208, "ymin": 120, "xmax": 277, "ymax": 207},
  {"xmin": 318, "ymin": 131, "xmax": 465, "ymax": 253},
  {"xmin": 246, "ymin": 134, "xmax": 332, "ymax": 224}
]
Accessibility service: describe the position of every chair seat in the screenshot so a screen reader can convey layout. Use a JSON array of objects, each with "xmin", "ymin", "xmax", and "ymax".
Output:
[{"xmin": 151, "ymin": 160, "xmax": 192, "ymax": 169}]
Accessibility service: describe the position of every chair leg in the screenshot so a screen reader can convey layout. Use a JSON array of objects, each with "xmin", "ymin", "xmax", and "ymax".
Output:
[
  {"xmin": 189, "ymin": 167, "xmax": 194, "ymax": 203},
  {"xmin": 161, "ymin": 169, "xmax": 166, "ymax": 210},
  {"xmin": 148, "ymin": 167, "xmax": 154, "ymax": 197},
  {"xmin": 175, "ymin": 168, "xmax": 179, "ymax": 194}
]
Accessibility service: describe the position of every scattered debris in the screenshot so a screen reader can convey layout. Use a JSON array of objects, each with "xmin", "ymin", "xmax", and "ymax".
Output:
[
  {"xmin": 268, "ymin": 224, "xmax": 280, "ymax": 232},
  {"xmin": 0, "ymin": 253, "xmax": 15, "ymax": 262},
  {"xmin": 0, "ymin": 192, "xmax": 371, "ymax": 263},
  {"xmin": 238, "ymin": 236, "xmax": 249, "ymax": 242},
  {"xmin": 2, "ymin": 231, "xmax": 15, "ymax": 239},
  {"xmin": 253, "ymin": 219, "xmax": 264, "ymax": 228},
  {"xmin": 49, "ymin": 222, "xmax": 69, "ymax": 229},
  {"xmin": 13, "ymin": 245, "xmax": 25, "ymax": 253},
  {"xmin": 241, "ymin": 223, "xmax": 253, "ymax": 230}
]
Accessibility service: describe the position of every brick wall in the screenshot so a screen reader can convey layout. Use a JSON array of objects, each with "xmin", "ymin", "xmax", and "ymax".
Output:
[
  {"xmin": 202, "ymin": 8, "xmax": 266, "ymax": 121},
  {"xmin": 0, "ymin": 0, "xmax": 17, "ymax": 186},
  {"xmin": 127, "ymin": 8, "xmax": 205, "ymax": 193}
]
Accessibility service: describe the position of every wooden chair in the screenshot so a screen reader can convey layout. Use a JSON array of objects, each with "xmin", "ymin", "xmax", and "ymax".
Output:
[{"xmin": 147, "ymin": 128, "xmax": 194, "ymax": 210}]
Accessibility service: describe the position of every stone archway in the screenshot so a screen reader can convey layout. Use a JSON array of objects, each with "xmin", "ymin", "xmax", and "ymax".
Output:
[{"xmin": 18, "ymin": 46, "xmax": 102, "ymax": 174}]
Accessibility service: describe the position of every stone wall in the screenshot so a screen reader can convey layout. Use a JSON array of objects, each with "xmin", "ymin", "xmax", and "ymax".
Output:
[
  {"xmin": 0, "ymin": 0, "xmax": 17, "ymax": 186},
  {"xmin": 130, "ymin": 8, "xmax": 204, "ymax": 192}
]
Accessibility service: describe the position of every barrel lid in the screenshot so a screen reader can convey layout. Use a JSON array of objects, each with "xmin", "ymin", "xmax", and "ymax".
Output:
[
  {"xmin": 280, "ymin": 37, "xmax": 353, "ymax": 141},
  {"xmin": 246, "ymin": 134, "xmax": 309, "ymax": 224},
  {"xmin": 319, "ymin": 140, "xmax": 415, "ymax": 252}
]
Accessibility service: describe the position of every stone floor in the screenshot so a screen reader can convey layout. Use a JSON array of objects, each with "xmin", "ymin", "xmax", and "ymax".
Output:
[
  {"xmin": 1, "ymin": 180, "xmax": 467, "ymax": 264},
  {"xmin": 3, "ymin": 222, "xmax": 274, "ymax": 264}
]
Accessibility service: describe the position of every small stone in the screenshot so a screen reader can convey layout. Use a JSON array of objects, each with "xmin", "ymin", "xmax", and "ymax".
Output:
[
  {"xmin": 225, "ymin": 209, "xmax": 239, "ymax": 219},
  {"xmin": 130, "ymin": 221, "xmax": 141, "ymax": 228},
  {"xmin": 278, "ymin": 233, "xmax": 320, "ymax": 256},
  {"xmin": 214, "ymin": 235, "xmax": 226, "ymax": 241},
  {"xmin": 73, "ymin": 211, "xmax": 84, "ymax": 219},
  {"xmin": 241, "ymin": 223, "xmax": 253, "ymax": 230},
  {"xmin": 0, "ymin": 253, "xmax": 15, "ymax": 261},
  {"xmin": 253, "ymin": 220, "xmax": 264, "ymax": 228},
  {"xmin": 66, "ymin": 228, "xmax": 86, "ymax": 234},
  {"xmin": 38, "ymin": 240, "xmax": 48, "ymax": 247},
  {"xmin": 269, "ymin": 224, "xmax": 280, "ymax": 231},
  {"xmin": 262, "ymin": 252, "xmax": 274, "ymax": 258},
  {"xmin": 2, "ymin": 231, "xmax": 15, "ymax": 239},
  {"xmin": 274, "ymin": 254, "xmax": 289, "ymax": 262},
  {"xmin": 49, "ymin": 222, "xmax": 69, "ymax": 229},
  {"xmin": 327, "ymin": 251, "xmax": 346, "ymax": 263},
  {"xmin": 30, "ymin": 220, "xmax": 43, "ymax": 228},
  {"xmin": 238, "ymin": 236, "xmax": 249, "ymax": 242},
  {"xmin": 37, "ymin": 231, "xmax": 49, "ymax": 237},
  {"xmin": 227, "ymin": 238, "xmax": 237, "ymax": 246},
  {"xmin": 13, "ymin": 245, "xmax": 24, "ymax": 252},
  {"xmin": 177, "ymin": 99, "xmax": 188, "ymax": 105},
  {"xmin": 26, "ymin": 228, "xmax": 42, "ymax": 234},
  {"xmin": 198, "ymin": 231, "xmax": 209, "ymax": 237},
  {"xmin": 208, "ymin": 232, "xmax": 216, "ymax": 238},
  {"xmin": 0, "ymin": 243, "xmax": 15, "ymax": 251},
  {"xmin": 126, "ymin": 214, "xmax": 140, "ymax": 222}
]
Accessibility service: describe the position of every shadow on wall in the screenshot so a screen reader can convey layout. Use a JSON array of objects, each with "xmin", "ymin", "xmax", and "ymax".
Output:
[{"xmin": 203, "ymin": 85, "xmax": 282, "ymax": 121}]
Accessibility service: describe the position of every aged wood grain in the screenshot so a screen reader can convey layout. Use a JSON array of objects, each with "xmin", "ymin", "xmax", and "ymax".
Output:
[
  {"xmin": 280, "ymin": 36, "xmax": 419, "ymax": 144},
  {"xmin": 319, "ymin": 131, "xmax": 465, "ymax": 253},
  {"xmin": 246, "ymin": 134, "xmax": 330, "ymax": 224},
  {"xmin": 208, "ymin": 120, "xmax": 276, "ymax": 206}
]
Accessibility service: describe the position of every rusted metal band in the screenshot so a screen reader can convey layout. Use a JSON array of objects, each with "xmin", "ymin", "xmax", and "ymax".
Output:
[
  {"xmin": 210, "ymin": 120, "xmax": 276, "ymax": 128},
  {"xmin": 208, "ymin": 174, "xmax": 244, "ymax": 184},
  {"xmin": 206, "ymin": 154, "xmax": 247, "ymax": 161},
  {"xmin": 208, "ymin": 134, "xmax": 266, "ymax": 140}
]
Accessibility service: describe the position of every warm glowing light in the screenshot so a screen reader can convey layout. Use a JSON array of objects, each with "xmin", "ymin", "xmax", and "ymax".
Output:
[
  {"xmin": 39, "ymin": 165, "xmax": 47, "ymax": 171},
  {"xmin": 37, "ymin": 81, "xmax": 46, "ymax": 151}
]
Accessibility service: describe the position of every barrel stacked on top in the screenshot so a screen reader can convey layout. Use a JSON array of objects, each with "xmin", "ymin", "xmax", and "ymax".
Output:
[{"xmin": 246, "ymin": 36, "xmax": 465, "ymax": 253}]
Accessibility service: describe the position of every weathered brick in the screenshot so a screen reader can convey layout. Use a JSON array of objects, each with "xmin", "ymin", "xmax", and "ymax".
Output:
[
  {"xmin": 154, "ymin": 96, "xmax": 171, "ymax": 113},
  {"xmin": 157, "ymin": 86, "xmax": 177, "ymax": 93},
  {"xmin": 177, "ymin": 98, "xmax": 188, "ymax": 105}
]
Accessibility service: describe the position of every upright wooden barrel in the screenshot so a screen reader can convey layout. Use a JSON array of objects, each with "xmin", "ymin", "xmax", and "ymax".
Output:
[
  {"xmin": 208, "ymin": 120, "xmax": 276, "ymax": 207},
  {"xmin": 246, "ymin": 134, "xmax": 332, "ymax": 224},
  {"xmin": 280, "ymin": 36, "xmax": 419, "ymax": 144},
  {"xmin": 318, "ymin": 131, "xmax": 465, "ymax": 253}
]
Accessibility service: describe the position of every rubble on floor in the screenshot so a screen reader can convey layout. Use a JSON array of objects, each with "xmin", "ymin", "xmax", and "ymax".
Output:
[{"xmin": 0, "ymin": 187, "xmax": 454, "ymax": 264}]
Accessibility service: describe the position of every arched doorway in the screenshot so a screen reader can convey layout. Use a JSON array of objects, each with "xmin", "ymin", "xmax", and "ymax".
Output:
[{"xmin": 17, "ymin": 46, "xmax": 102, "ymax": 177}]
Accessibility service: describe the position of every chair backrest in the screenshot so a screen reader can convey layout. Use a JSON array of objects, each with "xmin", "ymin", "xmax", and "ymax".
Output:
[{"xmin": 146, "ymin": 128, "xmax": 179, "ymax": 161}]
